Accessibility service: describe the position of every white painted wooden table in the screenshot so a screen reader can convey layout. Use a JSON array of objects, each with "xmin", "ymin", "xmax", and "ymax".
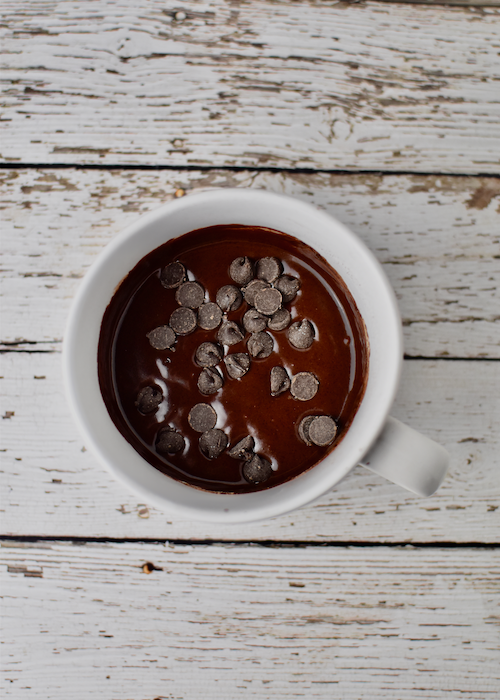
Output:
[{"xmin": 1, "ymin": 1, "xmax": 499, "ymax": 697}]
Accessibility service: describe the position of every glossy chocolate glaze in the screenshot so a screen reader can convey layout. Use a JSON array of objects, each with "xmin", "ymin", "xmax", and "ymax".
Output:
[{"xmin": 98, "ymin": 225, "xmax": 369, "ymax": 493}]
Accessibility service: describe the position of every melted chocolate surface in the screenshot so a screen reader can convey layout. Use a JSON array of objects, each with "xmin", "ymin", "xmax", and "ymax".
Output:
[{"xmin": 98, "ymin": 224, "xmax": 369, "ymax": 493}]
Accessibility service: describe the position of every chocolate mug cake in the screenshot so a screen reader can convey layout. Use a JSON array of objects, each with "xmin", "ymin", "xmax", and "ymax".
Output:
[{"xmin": 98, "ymin": 224, "xmax": 369, "ymax": 493}]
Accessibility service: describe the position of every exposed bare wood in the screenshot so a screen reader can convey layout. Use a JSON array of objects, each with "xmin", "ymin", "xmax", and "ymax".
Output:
[
  {"xmin": 2, "ymin": 1, "xmax": 500, "ymax": 172},
  {"xmin": 2, "ymin": 169, "xmax": 499, "ymax": 357},
  {"xmin": 1, "ymin": 352, "xmax": 498, "ymax": 542}
]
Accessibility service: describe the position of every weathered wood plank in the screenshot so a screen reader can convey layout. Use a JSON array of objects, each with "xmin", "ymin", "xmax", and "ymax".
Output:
[
  {"xmin": 1, "ymin": 352, "xmax": 498, "ymax": 541},
  {"xmin": 2, "ymin": 1, "xmax": 500, "ymax": 172},
  {"xmin": 2, "ymin": 540, "xmax": 499, "ymax": 699},
  {"xmin": 2, "ymin": 169, "xmax": 499, "ymax": 357},
  {"xmin": 386, "ymin": 0, "xmax": 500, "ymax": 5}
]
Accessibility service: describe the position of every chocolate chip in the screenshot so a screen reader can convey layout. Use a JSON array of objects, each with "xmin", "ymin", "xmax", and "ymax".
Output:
[
  {"xmin": 169, "ymin": 307, "xmax": 197, "ymax": 335},
  {"xmin": 175, "ymin": 281, "xmax": 205, "ymax": 309},
  {"xmin": 298, "ymin": 416, "xmax": 316, "ymax": 446},
  {"xmin": 242, "ymin": 454, "xmax": 273, "ymax": 484},
  {"xmin": 242, "ymin": 279, "xmax": 270, "ymax": 307},
  {"xmin": 288, "ymin": 319, "xmax": 315, "ymax": 349},
  {"xmin": 256, "ymin": 256, "xmax": 283, "ymax": 283},
  {"xmin": 160, "ymin": 261, "xmax": 186, "ymax": 289},
  {"xmin": 270, "ymin": 366, "xmax": 291, "ymax": 396},
  {"xmin": 308, "ymin": 415, "xmax": 338, "ymax": 446},
  {"xmin": 135, "ymin": 385, "xmax": 163, "ymax": 414},
  {"xmin": 228, "ymin": 435, "xmax": 255, "ymax": 461},
  {"xmin": 156, "ymin": 426, "xmax": 185, "ymax": 454},
  {"xmin": 275, "ymin": 274, "xmax": 300, "ymax": 303},
  {"xmin": 146, "ymin": 325, "xmax": 176, "ymax": 350},
  {"xmin": 188, "ymin": 403, "xmax": 217, "ymax": 432},
  {"xmin": 216, "ymin": 285, "xmax": 243, "ymax": 312},
  {"xmin": 247, "ymin": 331, "xmax": 274, "ymax": 359},
  {"xmin": 195, "ymin": 341, "xmax": 223, "ymax": 368},
  {"xmin": 197, "ymin": 367, "xmax": 224, "ymax": 395},
  {"xmin": 197, "ymin": 302, "xmax": 223, "ymax": 331},
  {"xmin": 224, "ymin": 352, "xmax": 251, "ymax": 379},
  {"xmin": 199, "ymin": 428, "xmax": 228, "ymax": 459},
  {"xmin": 254, "ymin": 287, "xmax": 282, "ymax": 316},
  {"xmin": 290, "ymin": 372, "xmax": 319, "ymax": 401},
  {"xmin": 229, "ymin": 256, "xmax": 254, "ymax": 285},
  {"xmin": 243, "ymin": 308, "xmax": 268, "ymax": 333},
  {"xmin": 268, "ymin": 308, "xmax": 291, "ymax": 331},
  {"xmin": 217, "ymin": 320, "xmax": 244, "ymax": 347}
]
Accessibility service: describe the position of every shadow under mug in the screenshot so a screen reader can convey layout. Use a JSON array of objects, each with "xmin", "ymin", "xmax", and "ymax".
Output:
[{"xmin": 63, "ymin": 189, "xmax": 449, "ymax": 523}]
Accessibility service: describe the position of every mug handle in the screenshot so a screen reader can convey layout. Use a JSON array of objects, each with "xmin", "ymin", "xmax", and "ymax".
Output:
[{"xmin": 358, "ymin": 417, "xmax": 449, "ymax": 497}]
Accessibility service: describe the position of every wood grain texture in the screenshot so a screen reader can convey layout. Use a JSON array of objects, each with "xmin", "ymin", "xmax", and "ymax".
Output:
[
  {"xmin": 1, "ymin": 352, "xmax": 499, "ymax": 541},
  {"xmin": 386, "ymin": 0, "xmax": 500, "ymax": 5},
  {"xmin": 2, "ymin": 2, "xmax": 498, "ymax": 693},
  {"xmin": 2, "ymin": 169, "xmax": 499, "ymax": 357},
  {"xmin": 2, "ymin": 0, "xmax": 500, "ymax": 173},
  {"xmin": 2, "ymin": 540, "xmax": 499, "ymax": 699}
]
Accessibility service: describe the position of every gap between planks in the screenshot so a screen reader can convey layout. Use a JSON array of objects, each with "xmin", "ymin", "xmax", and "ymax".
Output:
[
  {"xmin": 3, "ymin": 345, "xmax": 500, "ymax": 362},
  {"xmin": 2, "ymin": 163, "xmax": 500, "ymax": 179},
  {"xmin": 4, "ymin": 349, "xmax": 500, "ymax": 361},
  {"xmin": 1, "ymin": 536, "xmax": 499, "ymax": 548}
]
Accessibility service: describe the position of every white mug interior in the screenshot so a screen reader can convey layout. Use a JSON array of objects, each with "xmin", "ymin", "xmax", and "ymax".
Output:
[{"xmin": 63, "ymin": 189, "xmax": 403, "ymax": 523}]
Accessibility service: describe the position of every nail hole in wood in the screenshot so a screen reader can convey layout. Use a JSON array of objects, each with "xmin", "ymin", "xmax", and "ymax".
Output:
[{"xmin": 142, "ymin": 561, "xmax": 163, "ymax": 574}]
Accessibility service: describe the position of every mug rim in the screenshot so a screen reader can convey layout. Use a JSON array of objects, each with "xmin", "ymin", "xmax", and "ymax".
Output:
[{"xmin": 63, "ymin": 188, "xmax": 403, "ymax": 523}]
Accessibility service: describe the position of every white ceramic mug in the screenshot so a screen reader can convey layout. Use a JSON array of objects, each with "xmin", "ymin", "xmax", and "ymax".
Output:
[{"xmin": 63, "ymin": 189, "xmax": 449, "ymax": 523}]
